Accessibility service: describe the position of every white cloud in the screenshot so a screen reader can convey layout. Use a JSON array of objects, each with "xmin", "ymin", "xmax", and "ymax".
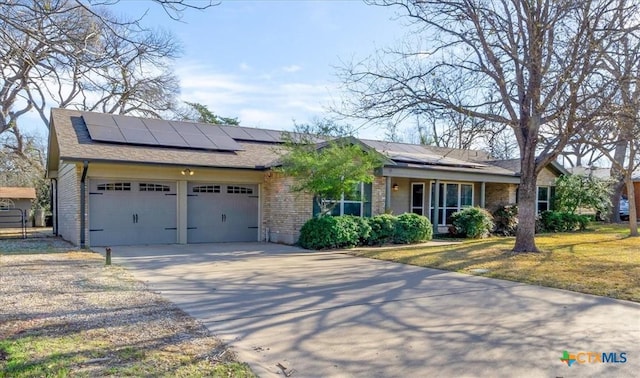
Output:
[
  {"xmin": 239, "ymin": 62, "xmax": 251, "ymax": 71},
  {"xmin": 175, "ymin": 62, "xmax": 338, "ymax": 130},
  {"xmin": 282, "ymin": 64, "xmax": 302, "ymax": 73}
]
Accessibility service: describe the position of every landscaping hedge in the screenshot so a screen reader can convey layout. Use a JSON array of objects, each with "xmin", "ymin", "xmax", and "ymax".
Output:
[
  {"xmin": 298, "ymin": 213, "xmax": 433, "ymax": 250},
  {"xmin": 450, "ymin": 207, "xmax": 495, "ymax": 239},
  {"xmin": 538, "ymin": 211, "xmax": 589, "ymax": 233},
  {"xmin": 366, "ymin": 214, "xmax": 396, "ymax": 245},
  {"xmin": 492, "ymin": 204, "xmax": 518, "ymax": 236},
  {"xmin": 393, "ymin": 213, "xmax": 433, "ymax": 244}
]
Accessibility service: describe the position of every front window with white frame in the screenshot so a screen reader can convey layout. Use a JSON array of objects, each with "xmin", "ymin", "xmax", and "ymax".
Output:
[
  {"xmin": 313, "ymin": 182, "xmax": 372, "ymax": 217},
  {"xmin": 536, "ymin": 186, "xmax": 555, "ymax": 213},
  {"xmin": 430, "ymin": 182, "xmax": 474, "ymax": 225}
]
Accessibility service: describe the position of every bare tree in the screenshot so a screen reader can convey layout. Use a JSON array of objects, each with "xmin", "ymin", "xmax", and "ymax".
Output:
[
  {"xmin": 586, "ymin": 29, "xmax": 640, "ymax": 235},
  {"xmin": 340, "ymin": 0, "xmax": 636, "ymax": 252},
  {"xmin": 0, "ymin": 0, "xmax": 199, "ymax": 210}
]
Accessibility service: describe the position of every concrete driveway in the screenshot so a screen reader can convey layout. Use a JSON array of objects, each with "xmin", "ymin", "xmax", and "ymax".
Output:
[{"xmin": 109, "ymin": 243, "xmax": 640, "ymax": 378}]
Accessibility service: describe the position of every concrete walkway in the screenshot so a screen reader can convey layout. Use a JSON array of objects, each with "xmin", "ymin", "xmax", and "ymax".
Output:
[{"xmin": 109, "ymin": 243, "xmax": 640, "ymax": 378}]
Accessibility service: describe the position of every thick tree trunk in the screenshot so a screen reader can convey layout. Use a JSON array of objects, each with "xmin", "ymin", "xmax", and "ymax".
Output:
[{"xmin": 513, "ymin": 147, "xmax": 540, "ymax": 252}]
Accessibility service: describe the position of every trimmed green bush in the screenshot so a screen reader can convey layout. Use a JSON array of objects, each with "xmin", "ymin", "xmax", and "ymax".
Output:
[
  {"xmin": 298, "ymin": 216, "xmax": 359, "ymax": 249},
  {"xmin": 492, "ymin": 204, "xmax": 518, "ymax": 236},
  {"xmin": 450, "ymin": 207, "xmax": 495, "ymax": 238},
  {"xmin": 538, "ymin": 211, "xmax": 589, "ymax": 233},
  {"xmin": 367, "ymin": 214, "xmax": 396, "ymax": 245},
  {"xmin": 349, "ymin": 215, "xmax": 372, "ymax": 245},
  {"xmin": 393, "ymin": 213, "xmax": 433, "ymax": 244}
]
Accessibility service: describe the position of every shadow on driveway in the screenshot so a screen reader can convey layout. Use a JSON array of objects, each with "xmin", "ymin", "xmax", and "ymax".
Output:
[{"xmin": 108, "ymin": 242, "xmax": 640, "ymax": 378}]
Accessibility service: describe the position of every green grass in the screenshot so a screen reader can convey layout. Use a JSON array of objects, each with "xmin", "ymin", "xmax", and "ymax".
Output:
[{"xmin": 352, "ymin": 223, "xmax": 640, "ymax": 302}]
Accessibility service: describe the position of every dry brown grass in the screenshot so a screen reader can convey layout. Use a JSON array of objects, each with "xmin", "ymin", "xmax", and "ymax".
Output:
[
  {"xmin": 351, "ymin": 223, "xmax": 640, "ymax": 302},
  {"xmin": 0, "ymin": 245, "xmax": 255, "ymax": 378}
]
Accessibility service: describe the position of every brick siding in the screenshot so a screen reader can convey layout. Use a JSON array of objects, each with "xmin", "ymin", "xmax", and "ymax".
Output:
[{"xmin": 262, "ymin": 172, "xmax": 313, "ymax": 244}]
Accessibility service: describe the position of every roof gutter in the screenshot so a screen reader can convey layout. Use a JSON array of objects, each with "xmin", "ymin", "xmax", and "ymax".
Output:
[{"xmin": 80, "ymin": 161, "xmax": 89, "ymax": 248}]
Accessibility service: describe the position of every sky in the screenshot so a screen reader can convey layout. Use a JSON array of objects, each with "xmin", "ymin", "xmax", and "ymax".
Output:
[{"xmin": 95, "ymin": 0, "xmax": 410, "ymax": 139}]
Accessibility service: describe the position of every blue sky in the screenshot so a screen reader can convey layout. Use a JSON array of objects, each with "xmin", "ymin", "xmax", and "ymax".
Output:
[{"xmin": 110, "ymin": 0, "xmax": 407, "ymax": 138}]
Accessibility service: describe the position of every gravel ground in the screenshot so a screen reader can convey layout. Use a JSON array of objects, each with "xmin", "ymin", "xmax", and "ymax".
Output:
[{"xmin": 0, "ymin": 237, "xmax": 248, "ymax": 376}]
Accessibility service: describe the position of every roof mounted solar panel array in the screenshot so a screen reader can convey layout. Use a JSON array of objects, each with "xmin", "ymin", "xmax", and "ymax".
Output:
[
  {"xmin": 219, "ymin": 125, "xmax": 285, "ymax": 143},
  {"xmin": 361, "ymin": 139, "xmax": 486, "ymax": 168},
  {"xmin": 83, "ymin": 114, "xmax": 243, "ymax": 151}
]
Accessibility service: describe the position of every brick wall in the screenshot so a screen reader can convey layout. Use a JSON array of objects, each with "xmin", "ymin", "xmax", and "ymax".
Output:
[
  {"xmin": 57, "ymin": 162, "xmax": 81, "ymax": 246},
  {"xmin": 485, "ymin": 183, "xmax": 518, "ymax": 213},
  {"xmin": 371, "ymin": 176, "xmax": 387, "ymax": 215},
  {"xmin": 262, "ymin": 172, "xmax": 313, "ymax": 244}
]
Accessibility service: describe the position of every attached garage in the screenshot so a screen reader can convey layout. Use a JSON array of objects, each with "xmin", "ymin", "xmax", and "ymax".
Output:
[
  {"xmin": 89, "ymin": 180, "xmax": 177, "ymax": 246},
  {"xmin": 187, "ymin": 183, "xmax": 259, "ymax": 243},
  {"xmin": 47, "ymin": 109, "xmax": 284, "ymax": 247}
]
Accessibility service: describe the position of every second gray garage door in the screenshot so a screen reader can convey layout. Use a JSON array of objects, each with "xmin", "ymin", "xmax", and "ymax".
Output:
[{"xmin": 187, "ymin": 183, "xmax": 259, "ymax": 243}]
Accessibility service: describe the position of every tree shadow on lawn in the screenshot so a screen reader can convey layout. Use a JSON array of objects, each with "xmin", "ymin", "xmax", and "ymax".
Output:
[{"xmin": 360, "ymin": 239, "xmax": 514, "ymax": 272}]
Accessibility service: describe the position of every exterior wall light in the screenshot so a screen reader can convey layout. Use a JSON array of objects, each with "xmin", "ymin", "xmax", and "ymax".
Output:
[
  {"xmin": 392, "ymin": 183, "xmax": 399, "ymax": 191},
  {"xmin": 181, "ymin": 168, "xmax": 194, "ymax": 176}
]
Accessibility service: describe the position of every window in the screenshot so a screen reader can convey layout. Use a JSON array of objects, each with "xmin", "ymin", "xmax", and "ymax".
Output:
[
  {"xmin": 227, "ymin": 186, "xmax": 253, "ymax": 194},
  {"xmin": 192, "ymin": 185, "xmax": 220, "ymax": 193},
  {"xmin": 97, "ymin": 182, "xmax": 131, "ymax": 191},
  {"xmin": 139, "ymin": 183, "xmax": 171, "ymax": 192},
  {"xmin": 537, "ymin": 186, "xmax": 555, "ymax": 213},
  {"xmin": 429, "ymin": 182, "xmax": 474, "ymax": 225},
  {"xmin": 411, "ymin": 183, "xmax": 425, "ymax": 215},
  {"xmin": 313, "ymin": 182, "xmax": 372, "ymax": 217}
]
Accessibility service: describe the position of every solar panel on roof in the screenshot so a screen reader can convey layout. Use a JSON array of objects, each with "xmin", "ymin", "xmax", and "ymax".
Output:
[
  {"xmin": 150, "ymin": 130, "xmax": 186, "ymax": 146},
  {"xmin": 218, "ymin": 125, "xmax": 284, "ymax": 143},
  {"xmin": 219, "ymin": 125, "xmax": 253, "ymax": 140},
  {"xmin": 141, "ymin": 118, "xmax": 174, "ymax": 131},
  {"xmin": 120, "ymin": 128, "xmax": 158, "ymax": 145},
  {"xmin": 85, "ymin": 124, "xmax": 126, "ymax": 143},
  {"xmin": 83, "ymin": 113, "xmax": 242, "ymax": 151},
  {"xmin": 113, "ymin": 115, "xmax": 147, "ymax": 130},
  {"xmin": 243, "ymin": 128, "xmax": 279, "ymax": 142},
  {"xmin": 180, "ymin": 132, "xmax": 217, "ymax": 149},
  {"xmin": 197, "ymin": 124, "xmax": 244, "ymax": 151},
  {"xmin": 83, "ymin": 112, "xmax": 118, "ymax": 128}
]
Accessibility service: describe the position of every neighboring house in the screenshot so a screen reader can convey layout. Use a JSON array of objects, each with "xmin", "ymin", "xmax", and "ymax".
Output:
[
  {"xmin": 46, "ymin": 109, "xmax": 566, "ymax": 247},
  {"xmin": 0, "ymin": 187, "xmax": 36, "ymax": 228},
  {"xmin": 625, "ymin": 176, "xmax": 640, "ymax": 220}
]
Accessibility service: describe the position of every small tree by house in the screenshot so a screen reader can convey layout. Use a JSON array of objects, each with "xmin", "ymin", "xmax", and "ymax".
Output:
[{"xmin": 277, "ymin": 136, "xmax": 384, "ymax": 216}]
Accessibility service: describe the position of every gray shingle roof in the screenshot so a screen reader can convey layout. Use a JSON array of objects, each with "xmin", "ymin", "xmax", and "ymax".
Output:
[
  {"xmin": 49, "ymin": 108, "xmax": 286, "ymax": 170},
  {"xmin": 48, "ymin": 109, "xmax": 523, "ymax": 178}
]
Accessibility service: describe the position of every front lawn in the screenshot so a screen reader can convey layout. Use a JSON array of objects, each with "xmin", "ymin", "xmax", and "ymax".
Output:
[{"xmin": 351, "ymin": 223, "xmax": 640, "ymax": 302}]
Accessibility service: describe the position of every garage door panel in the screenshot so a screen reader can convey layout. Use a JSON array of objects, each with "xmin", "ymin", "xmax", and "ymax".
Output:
[
  {"xmin": 187, "ymin": 183, "xmax": 258, "ymax": 243},
  {"xmin": 89, "ymin": 180, "xmax": 177, "ymax": 246}
]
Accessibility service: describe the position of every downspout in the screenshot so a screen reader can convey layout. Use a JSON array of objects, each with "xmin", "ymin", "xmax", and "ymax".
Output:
[
  {"xmin": 80, "ymin": 161, "xmax": 89, "ymax": 248},
  {"xmin": 51, "ymin": 178, "xmax": 58, "ymax": 235}
]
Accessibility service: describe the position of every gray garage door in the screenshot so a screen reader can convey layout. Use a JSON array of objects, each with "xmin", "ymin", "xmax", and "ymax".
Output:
[
  {"xmin": 89, "ymin": 180, "xmax": 177, "ymax": 246},
  {"xmin": 187, "ymin": 183, "xmax": 259, "ymax": 243}
]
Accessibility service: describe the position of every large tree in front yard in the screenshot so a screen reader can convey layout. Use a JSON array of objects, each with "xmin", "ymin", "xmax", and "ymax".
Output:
[{"xmin": 340, "ymin": 0, "xmax": 639, "ymax": 252}]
